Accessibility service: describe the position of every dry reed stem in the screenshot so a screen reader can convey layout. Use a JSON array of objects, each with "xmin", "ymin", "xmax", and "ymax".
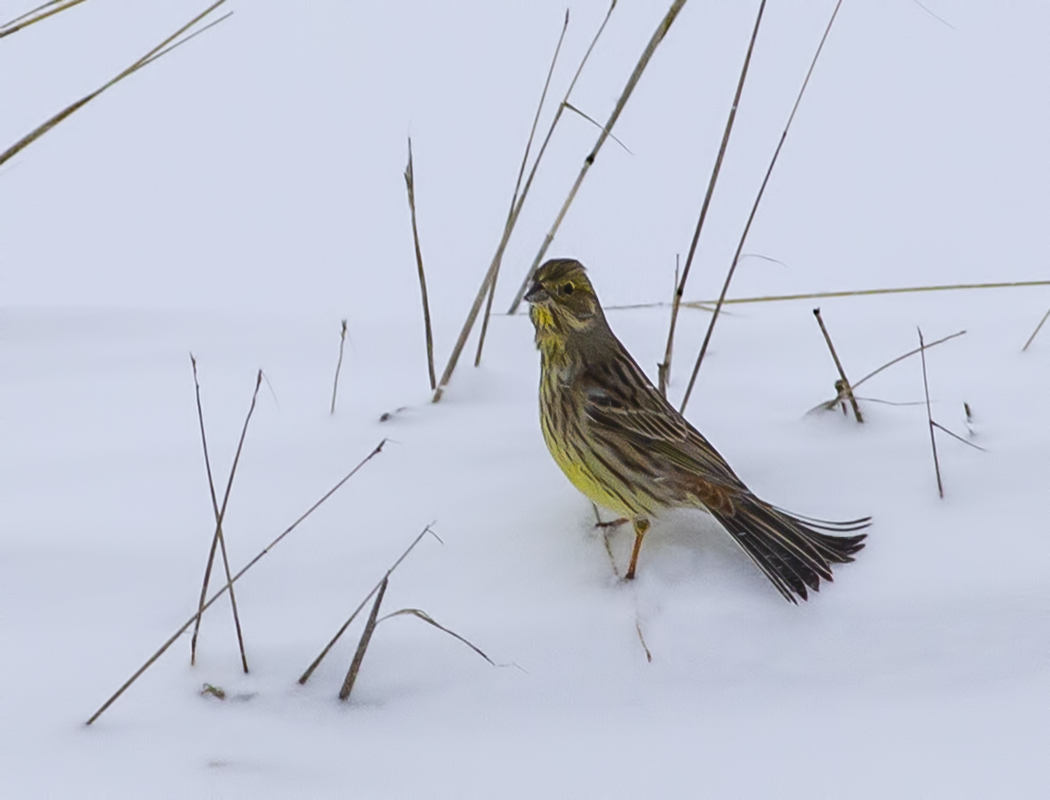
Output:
[
  {"xmin": 473, "ymin": 10, "xmax": 571, "ymax": 369},
  {"xmin": 658, "ymin": 256, "xmax": 679, "ymax": 395},
  {"xmin": 1022, "ymin": 307, "xmax": 1050, "ymax": 352},
  {"xmin": 330, "ymin": 319, "xmax": 348, "ymax": 414},
  {"xmin": 812, "ymin": 308, "xmax": 863, "ymax": 423},
  {"xmin": 0, "ymin": 0, "xmax": 230, "ymax": 167},
  {"xmin": 0, "ymin": 0, "xmax": 86, "ymax": 38},
  {"xmin": 918, "ymin": 328, "xmax": 944, "ymax": 498},
  {"xmin": 298, "ymin": 524, "xmax": 441, "ymax": 684},
  {"xmin": 602, "ymin": 279, "xmax": 1050, "ymax": 313},
  {"xmin": 660, "ymin": 0, "xmax": 766, "ymax": 395},
  {"xmin": 679, "ymin": 0, "xmax": 843, "ymax": 415},
  {"xmin": 681, "ymin": 280, "xmax": 1050, "ymax": 308},
  {"xmin": 404, "ymin": 139, "xmax": 437, "ymax": 390},
  {"xmin": 497, "ymin": 1, "xmax": 618, "ymax": 320},
  {"xmin": 434, "ymin": 5, "xmax": 612, "ymax": 400},
  {"xmin": 380, "ymin": 609, "xmax": 496, "ymax": 665},
  {"xmin": 506, "ymin": 0, "xmax": 688, "ymax": 315},
  {"xmin": 85, "ymin": 440, "xmax": 387, "ymax": 725},
  {"xmin": 853, "ymin": 330, "xmax": 965, "ymax": 389},
  {"xmin": 931, "ymin": 420, "xmax": 986, "ymax": 452},
  {"xmin": 338, "ymin": 577, "xmax": 388, "ymax": 700},
  {"xmin": 809, "ymin": 330, "xmax": 966, "ymax": 415},
  {"xmin": 188, "ymin": 360, "xmax": 259, "ymax": 672}
]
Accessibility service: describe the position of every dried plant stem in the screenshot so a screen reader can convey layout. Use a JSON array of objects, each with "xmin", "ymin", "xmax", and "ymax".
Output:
[
  {"xmin": 918, "ymin": 328, "xmax": 944, "ymax": 498},
  {"xmin": 853, "ymin": 329, "xmax": 965, "ymax": 389},
  {"xmin": 1022, "ymin": 307, "xmax": 1050, "ymax": 352},
  {"xmin": 683, "ymin": 279, "xmax": 1050, "ymax": 307},
  {"xmin": 188, "ymin": 360, "xmax": 260, "ymax": 671},
  {"xmin": 635, "ymin": 618, "xmax": 653, "ymax": 663},
  {"xmin": 604, "ymin": 279, "xmax": 1050, "ymax": 313},
  {"xmin": 679, "ymin": 0, "xmax": 843, "ymax": 415},
  {"xmin": 660, "ymin": 0, "xmax": 766, "ymax": 394},
  {"xmin": 85, "ymin": 440, "xmax": 386, "ymax": 726},
  {"xmin": 404, "ymin": 140, "xmax": 437, "ymax": 390},
  {"xmin": 658, "ymin": 256, "xmax": 679, "ymax": 395},
  {"xmin": 507, "ymin": 0, "xmax": 688, "ymax": 316},
  {"xmin": 330, "ymin": 319, "xmax": 348, "ymax": 414},
  {"xmin": 434, "ymin": 4, "xmax": 615, "ymax": 400},
  {"xmin": 0, "ymin": 0, "xmax": 230, "ymax": 167},
  {"xmin": 298, "ymin": 523, "xmax": 440, "ymax": 684},
  {"xmin": 0, "ymin": 0, "xmax": 86, "ymax": 39},
  {"xmin": 339, "ymin": 577, "xmax": 389, "ymax": 700},
  {"xmin": 474, "ymin": 11, "xmax": 571, "ymax": 369},
  {"xmin": 812, "ymin": 308, "xmax": 862, "ymax": 423}
]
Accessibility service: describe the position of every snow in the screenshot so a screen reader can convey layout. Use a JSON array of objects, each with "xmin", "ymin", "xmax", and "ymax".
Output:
[{"xmin": 3, "ymin": 1, "xmax": 1048, "ymax": 797}]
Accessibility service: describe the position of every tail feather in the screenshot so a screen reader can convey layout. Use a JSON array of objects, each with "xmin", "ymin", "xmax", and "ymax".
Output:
[{"xmin": 708, "ymin": 496, "xmax": 869, "ymax": 604}]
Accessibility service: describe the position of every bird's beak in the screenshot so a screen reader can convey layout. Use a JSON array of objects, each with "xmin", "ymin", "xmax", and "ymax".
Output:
[{"xmin": 524, "ymin": 281, "xmax": 549, "ymax": 304}]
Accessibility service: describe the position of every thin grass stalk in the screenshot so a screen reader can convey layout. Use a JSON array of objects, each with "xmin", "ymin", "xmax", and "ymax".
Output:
[
  {"xmin": 85, "ymin": 440, "xmax": 386, "ymax": 726},
  {"xmin": 658, "ymin": 256, "xmax": 679, "ymax": 395},
  {"xmin": 330, "ymin": 319, "xmax": 348, "ymax": 414},
  {"xmin": 679, "ymin": 0, "xmax": 843, "ymax": 414},
  {"xmin": 188, "ymin": 361, "xmax": 260, "ymax": 672},
  {"xmin": 0, "ymin": 0, "xmax": 87, "ymax": 39},
  {"xmin": 378, "ymin": 608, "xmax": 496, "ymax": 666},
  {"xmin": 604, "ymin": 279, "xmax": 1050, "ymax": 312},
  {"xmin": 1022, "ymin": 307, "xmax": 1050, "ymax": 352},
  {"xmin": 918, "ymin": 328, "xmax": 944, "ymax": 498},
  {"xmin": 0, "ymin": 0, "xmax": 229, "ymax": 167},
  {"xmin": 474, "ymin": 10, "xmax": 571, "ymax": 368},
  {"xmin": 812, "ymin": 308, "xmax": 862, "ymax": 422},
  {"xmin": 404, "ymin": 140, "xmax": 437, "ymax": 390},
  {"xmin": 660, "ymin": 0, "xmax": 766, "ymax": 394},
  {"xmin": 853, "ymin": 329, "xmax": 965, "ymax": 389},
  {"xmin": 507, "ymin": 0, "xmax": 688, "ymax": 315},
  {"xmin": 501, "ymin": 0, "xmax": 618, "ymax": 318},
  {"xmin": 338, "ymin": 578, "xmax": 388, "ymax": 700},
  {"xmin": 298, "ymin": 524, "xmax": 440, "ymax": 684},
  {"xmin": 433, "ymin": 4, "xmax": 615, "ymax": 400},
  {"xmin": 684, "ymin": 279, "xmax": 1050, "ymax": 308}
]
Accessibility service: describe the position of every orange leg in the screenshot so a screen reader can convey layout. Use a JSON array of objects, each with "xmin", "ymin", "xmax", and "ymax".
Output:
[
  {"xmin": 594, "ymin": 516, "xmax": 629, "ymax": 529},
  {"xmin": 624, "ymin": 518, "xmax": 650, "ymax": 580}
]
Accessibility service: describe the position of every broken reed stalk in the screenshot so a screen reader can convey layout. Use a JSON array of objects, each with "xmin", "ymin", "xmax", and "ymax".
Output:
[
  {"xmin": 404, "ymin": 139, "xmax": 437, "ymax": 390},
  {"xmin": 433, "ymin": 4, "xmax": 615, "ymax": 401},
  {"xmin": 660, "ymin": 0, "xmax": 766, "ymax": 395},
  {"xmin": 298, "ymin": 523, "xmax": 440, "ymax": 684},
  {"xmin": 339, "ymin": 577, "xmax": 389, "ymax": 700},
  {"xmin": 473, "ymin": 10, "xmax": 571, "ymax": 369},
  {"xmin": 0, "ymin": 0, "xmax": 230, "ymax": 167},
  {"xmin": 918, "ymin": 328, "xmax": 944, "ymax": 498},
  {"xmin": 1022, "ymin": 307, "xmax": 1050, "ymax": 352},
  {"xmin": 0, "ymin": 0, "xmax": 87, "ymax": 39},
  {"xmin": 679, "ymin": 0, "xmax": 843, "ymax": 415},
  {"xmin": 341, "ymin": 603, "xmax": 498, "ymax": 701},
  {"xmin": 812, "ymin": 308, "xmax": 862, "ymax": 422},
  {"xmin": 507, "ymin": 0, "xmax": 689, "ymax": 316},
  {"xmin": 85, "ymin": 440, "xmax": 387, "ymax": 725},
  {"xmin": 188, "ymin": 359, "xmax": 260, "ymax": 671},
  {"xmin": 330, "ymin": 319, "xmax": 348, "ymax": 414}
]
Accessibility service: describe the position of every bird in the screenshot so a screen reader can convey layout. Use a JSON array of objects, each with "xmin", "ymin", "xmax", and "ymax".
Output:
[{"xmin": 524, "ymin": 257, "xmax": 868, "ymax": 603}]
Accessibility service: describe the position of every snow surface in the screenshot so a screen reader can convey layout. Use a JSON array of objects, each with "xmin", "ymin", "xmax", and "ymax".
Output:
[{"xmin": 3, "ymin": 1, "xmax": 1048, "ymax": 797}]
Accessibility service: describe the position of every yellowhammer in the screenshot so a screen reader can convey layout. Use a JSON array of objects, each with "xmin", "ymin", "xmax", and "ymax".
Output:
[{"xmin": 525, "ymin": 258, "xmax": 867, "ymax": 603}]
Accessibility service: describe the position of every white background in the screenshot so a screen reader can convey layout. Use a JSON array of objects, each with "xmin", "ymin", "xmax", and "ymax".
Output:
[{"xmin": 3, "ymin": 1, "xmax": 1047, "ymax": 797}]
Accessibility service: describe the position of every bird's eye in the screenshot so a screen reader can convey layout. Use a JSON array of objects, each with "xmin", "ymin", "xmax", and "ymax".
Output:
[{"xmin": 561, "ymin": 283, "xmax": 575, "ymax": 296}]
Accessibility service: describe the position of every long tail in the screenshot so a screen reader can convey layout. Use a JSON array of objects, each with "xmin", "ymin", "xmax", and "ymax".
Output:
[{"xmin": 706, "ymin": 496, "xmax": 869, "ymax": 604}]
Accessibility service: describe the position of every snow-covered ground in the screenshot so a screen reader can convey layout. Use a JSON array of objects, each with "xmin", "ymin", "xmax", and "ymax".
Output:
[{"xmin": 3, "ymin": 2, "xmax": 1048, "ymax": 797}]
